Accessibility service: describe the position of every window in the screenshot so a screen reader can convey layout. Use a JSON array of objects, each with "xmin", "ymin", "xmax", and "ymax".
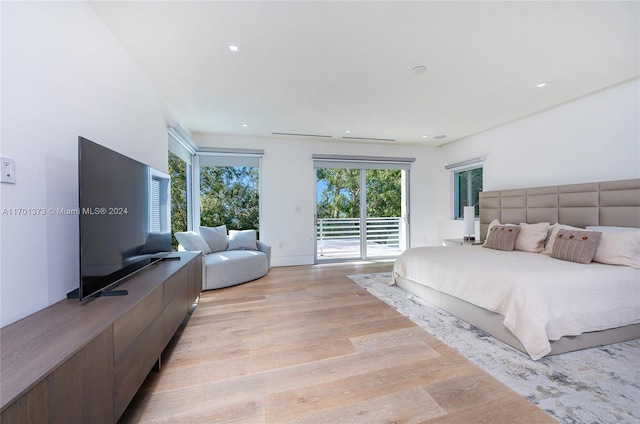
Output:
[
  {"xmin": 199, "ymin": 164, "xmax": 260, "ymax": 231},
  {"xmin": 454, "ymin": 166, "xmax": 483, "ymax": 219},
  {"xmin": 168, "ymin": 151, "xmax": 189, "ymax": 249},
  {"xmin": 198, "ymin": 152, "xmax": 261, "ymax": 232},
  {"xmin": 168, "ymin": 124, "xmax": 263, "ymax": 244}
]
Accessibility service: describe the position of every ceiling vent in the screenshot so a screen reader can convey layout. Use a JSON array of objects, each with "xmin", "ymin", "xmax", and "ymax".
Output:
[
  {"xmin": 342, "ymin": 136, "xmax": 396, "ymax": 142},
  {"xmin": 272, "ymin": 132, "xmax": 332, "ymax": 138}
]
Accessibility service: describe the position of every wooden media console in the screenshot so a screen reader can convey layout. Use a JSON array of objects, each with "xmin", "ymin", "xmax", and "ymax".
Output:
[{"xmin": 0, "ymin": 251, "xmax": 202, "ymax": 423}]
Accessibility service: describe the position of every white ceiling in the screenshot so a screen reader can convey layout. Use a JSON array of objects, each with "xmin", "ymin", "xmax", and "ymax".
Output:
[{"xmin": 90, "ymin": 1, "xmax": 639, "ymax": 146}]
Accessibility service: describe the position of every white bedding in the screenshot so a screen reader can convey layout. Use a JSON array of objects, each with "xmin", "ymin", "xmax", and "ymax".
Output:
[{"xmin": 393, "ymin": 246, "xmax": 640, "ymax": 360}]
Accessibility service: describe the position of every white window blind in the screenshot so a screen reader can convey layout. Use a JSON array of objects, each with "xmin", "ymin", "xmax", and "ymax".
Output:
[
  {"xmin": 150, "ymin": 177, "xmax": 161, "ymax": 233},
  {"xmin": 312, "ymin": 154, "xmax": 414, "ymax": 170}
]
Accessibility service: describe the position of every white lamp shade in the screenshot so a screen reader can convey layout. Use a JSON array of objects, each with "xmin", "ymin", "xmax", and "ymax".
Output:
[{"xmin": 463, "ymin": 206, "xmax": 475, "ymax": 236}]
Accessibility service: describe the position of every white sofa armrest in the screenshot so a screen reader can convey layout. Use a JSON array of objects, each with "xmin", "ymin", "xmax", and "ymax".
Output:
[{"xmin": 256, "ymin": 240, "xmax": 271, "ymax": 268}]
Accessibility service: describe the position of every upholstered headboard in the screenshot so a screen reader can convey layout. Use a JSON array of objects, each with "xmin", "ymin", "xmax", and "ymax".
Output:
[{"xmin": 479, "ymin": 178, "xmax": 640, "ymax": 240}]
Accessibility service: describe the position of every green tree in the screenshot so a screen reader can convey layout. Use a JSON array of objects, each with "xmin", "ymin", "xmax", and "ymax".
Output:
[
  {"xmin": 316, "ymin": 168, "xmax": 361, "ymax": 218},
  {"xmin": 316, "ymin": 168, "xmax": 401, "ymax": 218},
  {"xmin": 366, "ymin": 169, "xmax": 401, "ymax": 217},
  {"xmin": 200, "ymin": 166, "xmax": 259, "ymax": 232},
  {"xmin": 169, "ymin": 152, "xmax": 188, "ymax": 249}
]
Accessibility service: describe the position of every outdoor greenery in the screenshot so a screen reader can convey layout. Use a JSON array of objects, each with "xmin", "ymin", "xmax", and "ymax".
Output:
[
  {"xmin": 169, "ymin": 153, "xmax": 260, "ymax": 250},
  {"xmin": 169, "ymin": 152, "xmax": 188, "ymax": 249},
  {"xmin": 199, "ymin": 165, "xmax": 259, "ymax": 231},
  {"xmin": 316, "ymin": 168, "xmax": 401, "ymax": 218}
]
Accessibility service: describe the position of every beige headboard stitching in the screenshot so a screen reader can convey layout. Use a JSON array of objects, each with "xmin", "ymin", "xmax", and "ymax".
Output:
[{"xmin": 479, "ymin": 178, "xmax": 640, "ymax": 240}]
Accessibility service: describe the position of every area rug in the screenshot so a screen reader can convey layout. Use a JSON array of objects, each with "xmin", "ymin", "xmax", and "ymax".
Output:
[{"xmin": 348, "ymin": 272, "xmax": 640, "ymax": 424}]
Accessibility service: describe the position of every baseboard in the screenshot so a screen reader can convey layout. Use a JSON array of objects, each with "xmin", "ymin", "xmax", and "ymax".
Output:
[{"xmin": 271, "ymin": 255, "xmax": 315, "ymax": 267}]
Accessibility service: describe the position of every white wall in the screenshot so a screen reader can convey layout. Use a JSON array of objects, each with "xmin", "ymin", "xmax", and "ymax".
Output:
[
  {"xmin": 0, "ymin": 2, "xmax": 169, "ymax": 326},
  {"xmin": 436, "ymin": 78, "xmax": 640, "ymax": 240},
  {"xmin": 192, "ymin": 134, "xmax": 439, "ymax": 266}
]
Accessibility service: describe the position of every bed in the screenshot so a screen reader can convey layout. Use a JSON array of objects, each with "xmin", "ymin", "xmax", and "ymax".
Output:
[{"xmin": 393, "ymin": 178, "xmax": 640, "ymax": 360}]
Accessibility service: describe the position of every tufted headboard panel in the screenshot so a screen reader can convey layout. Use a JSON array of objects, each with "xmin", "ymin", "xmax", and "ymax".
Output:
[{"xmin": 479, "ymin": 178, "xmax": 640, "ymax": 240}]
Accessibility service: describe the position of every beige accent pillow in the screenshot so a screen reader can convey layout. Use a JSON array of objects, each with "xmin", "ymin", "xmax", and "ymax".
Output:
[
  {"xmin": 515, "ymin": 222, "xmax": 549, "ymax": 253},
  {"xmin": 593, "ymin": 231, "xmax": 640, "ymax": 269},
  {"xmin": 483, "ymin": 219, "xmax": 502, "ymax": 246},
  {"xmin": 542, "ymin": 224, "xmax": 582, "ymax": 255},
  {"xmin": 551, "ymin": 230, "xmax": 602, "ymax": 264},
  {"xmin": 483, "ymin": 225, "xmax": 521, "ymax": 251}
]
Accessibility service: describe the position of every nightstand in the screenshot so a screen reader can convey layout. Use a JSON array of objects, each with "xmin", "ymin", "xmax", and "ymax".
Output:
[{"xmin": 443, "ymin": 238, "xmax": 484, "ymax": 246}]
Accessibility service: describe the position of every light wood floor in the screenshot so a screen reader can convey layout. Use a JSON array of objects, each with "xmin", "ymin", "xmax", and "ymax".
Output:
[{"xmin": 119, "ymin": 262, "xmax": 555, "ymax": 423}]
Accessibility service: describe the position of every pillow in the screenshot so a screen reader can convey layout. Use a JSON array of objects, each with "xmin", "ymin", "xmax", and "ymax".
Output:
[
  {"xmin": 551, "ymin": 229, "xmax": 602, "ymax": 264},
  {"xmin": 593, "ymin": 231, "xmax": 640, "ymax": 268},
  {"xmin": 228, "ymin": 229, "xmax": 258, "ymax": 251},
  {"xmin": 514, "ymin": 222, "xmax": 549, "ymax": 253},
  {"xmin": 586, "ymin": 226, "xmax": 640, "ymax": 233},
  {"xmin": 483, "ymin": 219, "xmax": 502, "ymax": 246},
  {"xmin": 542, "ymin": 224, "xmax": 582, "ymax": 255},
  {"xmin": 174, "ymin": 231, "xmax": 211, "ymax": 254},
  {"xmin": 139, "ymin": 232, "xmax": 171, "ymax": 254},
  {"xmin": 483, "ymin": 225, "xmax": 521, "ymax": 251},
  {"xmin": 200, "ymin": 225, "xmax": 228, "ymax": 253}
]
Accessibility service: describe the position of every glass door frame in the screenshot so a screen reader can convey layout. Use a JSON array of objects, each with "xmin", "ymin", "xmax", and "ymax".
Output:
[{"xmin": 314, "ymin": 166, "xmax": 410, "ymax": 263}]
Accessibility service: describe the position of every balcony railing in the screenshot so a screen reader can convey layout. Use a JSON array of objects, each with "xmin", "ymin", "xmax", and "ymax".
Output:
[{"xmin": 316, "ymin": 217, "xmax": 402, "ymax": 259}]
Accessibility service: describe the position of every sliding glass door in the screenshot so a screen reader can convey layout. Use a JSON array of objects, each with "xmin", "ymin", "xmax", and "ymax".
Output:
[
  {"xmin": 364, "ymin": 169, "xmax": 403, "ymax": 258},
  {"xmin": 315, "ymin": 163, "xmax": 409, "ymax": 262},
  {"xmin": 316, "ymin": 168, "xmax": 362, "ymax": 260}
]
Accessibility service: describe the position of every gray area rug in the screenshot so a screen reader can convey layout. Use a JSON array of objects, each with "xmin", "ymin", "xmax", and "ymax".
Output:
[{"xmin": 348, "ymin": 272, "xmax": 640, "ymax": 424}]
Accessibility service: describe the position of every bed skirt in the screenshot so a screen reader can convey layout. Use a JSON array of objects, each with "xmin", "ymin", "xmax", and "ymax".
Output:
[{"xmin": 395, "ymin": 275, "xmax": 640, "ymax": 358}]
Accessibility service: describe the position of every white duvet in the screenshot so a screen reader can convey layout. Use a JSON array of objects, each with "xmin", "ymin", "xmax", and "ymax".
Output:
[{"xmin": 393, "ymin": 246, "xmax": 640, "ymax": 360}]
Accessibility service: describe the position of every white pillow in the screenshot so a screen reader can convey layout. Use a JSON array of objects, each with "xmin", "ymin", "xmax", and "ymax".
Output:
[
  {"xmin": 228, "ymin": 229, "xmax": 258, "ymax": 251},
  {"xmin": 586, "ymin": 226, "xmax": 640, "ymax": 233},
  {"xmin": 174, "ymin": 231, "xmax": 211, "ymax": 254},
  {"xmin": 200, "ymin": 225, "xmax": 228, "ymax": 253},
  {"xmin": 515, "ymin": 222, "xmax": 549, "ymax": 253},
  {"xmin": 541, "ymin": 224, "xmax": 583, "ymax": 255},
  {"xmin": 593, "ymin": 231, "xmax": 640, "ymax": 269}
]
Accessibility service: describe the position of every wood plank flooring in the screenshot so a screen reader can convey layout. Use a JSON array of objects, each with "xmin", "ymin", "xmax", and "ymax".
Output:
[{"xmin": 119, "ymin": 262, "xmax": 555, "ymax": 423}]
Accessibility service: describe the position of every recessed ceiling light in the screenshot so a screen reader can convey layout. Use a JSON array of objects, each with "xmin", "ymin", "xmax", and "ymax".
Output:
[
  {"xmin": 241, "ymin": 123, "xmax": 248, "ymax": 127},
  {"xmin": 434, "ymin": 135, "xmax": 447, "ymax": 140},
  {"xmin": 229, "ymin": 44, "xmax": 240, "ymax": 52},
  {"xmin": 412, "ymin": 65, "xmax": 427, "ymax": 74},
  {"xmin": 536, "ymin": 81, "xmax": 551, "ymax": 88},
  {"xmin": 422, "ymin": 135, "xmax": 429, "ymax": 138},
  {"xmin": 345, "ymin": 130, "xmax": 352, "ymax": 133}
]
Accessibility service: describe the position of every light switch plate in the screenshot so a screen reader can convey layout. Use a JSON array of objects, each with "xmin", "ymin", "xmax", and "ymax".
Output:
[{"xmin": 1, "ymin": 157, "xmax": 16, "ymax": 184}]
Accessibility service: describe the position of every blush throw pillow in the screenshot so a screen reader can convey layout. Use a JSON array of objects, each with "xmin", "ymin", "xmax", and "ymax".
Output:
[
  {"xmin": 483, "ymin": 225, "xmax": 521, "ymax": 251},
  {"xmin": 200, "ymin": 225, "xmax": 228, "ymax": 253},
  {"xmin": 174, "ymin": 231, "xmax": 212, "ymax": 254},
  {"xmin": 593, "ymin": 231, "xmax": 640, "ymax": 269},
  {"xmin": 551, "ymin": 230, "xmax": 602, "ymax": 264},
  {"xmin": 228, "ymin": 229, "xmax": 258, "ymax": 251},
  {"xmin": 514, "ymin": 222, "xmax": 549, "ymax": 253}
]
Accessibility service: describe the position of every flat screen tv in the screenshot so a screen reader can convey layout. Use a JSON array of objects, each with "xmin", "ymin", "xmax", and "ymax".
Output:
[{"xmin": 72, "ymin": 136, "xmax": 172, "ymax": 300}]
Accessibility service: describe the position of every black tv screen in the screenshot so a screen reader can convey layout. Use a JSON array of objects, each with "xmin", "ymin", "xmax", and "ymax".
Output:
[{"xmin": 76, "ymin": 137, "xmax": 171, "ymax": 300}]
